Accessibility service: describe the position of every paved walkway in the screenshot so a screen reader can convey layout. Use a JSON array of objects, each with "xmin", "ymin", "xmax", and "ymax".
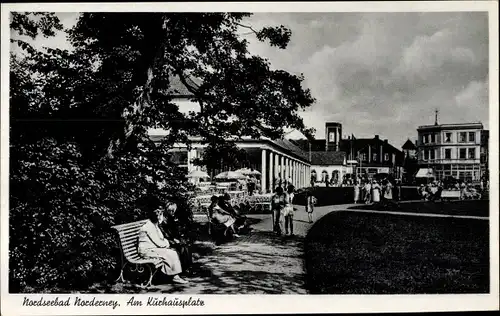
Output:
[{"xmin": 105, "ymin": 201, "xmax": 486, "ymax": 294}]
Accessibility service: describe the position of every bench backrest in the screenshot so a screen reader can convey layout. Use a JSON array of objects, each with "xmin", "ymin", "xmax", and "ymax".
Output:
[{"xmin": 111, "ymin": 219, "xmax": 148, "ymax": 262}]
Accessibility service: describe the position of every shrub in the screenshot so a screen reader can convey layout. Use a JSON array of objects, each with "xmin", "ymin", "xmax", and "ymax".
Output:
[{"xmin": 9, "ymin": 138, "xmax": 194, "ymax": 292}]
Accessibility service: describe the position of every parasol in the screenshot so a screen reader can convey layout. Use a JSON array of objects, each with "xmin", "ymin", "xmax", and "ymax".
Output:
[
  {"xmin": 215, "ymin": 171, "xmax": 247, "ymax": 180},
  {"xmin": 187, "ymin": 170, "xmax": 210, "ymax": 178}
]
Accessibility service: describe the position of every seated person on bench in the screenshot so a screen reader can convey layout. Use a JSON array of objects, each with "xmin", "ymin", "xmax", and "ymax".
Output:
[
  {"xmin": 218, "ymin": 193, "xmax": 248, "ymax": 232},
  {"xmin": 208, "ymin": 196, "xmax": 239, "ymax": 240},
  {"xmin": 161, "ymin": 201, "xmax": 193, "ymax": 275},
  {"xmin": 137, "ymin": 198, "xmax": 188, "ymax": 284}
]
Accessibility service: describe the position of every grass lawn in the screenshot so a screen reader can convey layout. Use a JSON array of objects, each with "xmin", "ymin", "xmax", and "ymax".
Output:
[
  {"xmin": 305, "ymin": 210, "xmax": 489, "ymax": 294},
  {"xmin": 348, "ymin": 200, "xmax": 489, "ymax": 217}
]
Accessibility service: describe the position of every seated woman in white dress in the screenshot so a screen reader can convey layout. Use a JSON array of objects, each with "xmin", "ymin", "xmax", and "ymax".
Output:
[{"xmin": 137, "ymin": 200, "xmax": 188, "ymax": 284}]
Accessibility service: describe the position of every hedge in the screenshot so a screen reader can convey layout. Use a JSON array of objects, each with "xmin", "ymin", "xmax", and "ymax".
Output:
[{"xmin": 294, "ymin": 186, "xmax": 422, "ymax": 206}]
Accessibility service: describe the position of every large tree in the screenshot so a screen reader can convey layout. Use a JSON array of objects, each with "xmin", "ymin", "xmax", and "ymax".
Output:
[{"xmin": 9, "ymin": 12, "xmax": 315, "ymax": 291}]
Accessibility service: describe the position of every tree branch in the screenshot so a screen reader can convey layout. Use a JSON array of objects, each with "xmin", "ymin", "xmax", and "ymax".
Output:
[{"xmin": 234, "ymin": 22, "xmax": 259, "ymax": 35}]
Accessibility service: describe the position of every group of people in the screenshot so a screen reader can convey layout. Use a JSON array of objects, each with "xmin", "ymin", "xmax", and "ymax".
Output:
[
  {"xmin": 136, "ymin": 197, "xmax": 193, "ymax": 285},
  {"xmin": 418, "ymin": 181, "xmax": 444, "ymax": 201},
  {"xmin": 353, "ymin": 178, "xmax": 400, "ymax": 205},
  {"xmin": 419, "ymin": 180, "xmax": 482, "ymax": 201},
  {"xmin": 271, "ymin": 184, "xmax": 297, "ymax": 236},
  {"xmin": 207, "ymin": 193, "xmax": 250, "ymax": 244}
]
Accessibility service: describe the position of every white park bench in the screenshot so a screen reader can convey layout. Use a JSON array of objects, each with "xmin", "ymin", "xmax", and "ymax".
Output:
[{"xmin": 111, "ymin": 220, "xmax": 162, "ymax": 288}]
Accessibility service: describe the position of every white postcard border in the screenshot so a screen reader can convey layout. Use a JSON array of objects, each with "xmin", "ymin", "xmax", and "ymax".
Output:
[{"xmin": 1, "ymin": 1, "xmax": 499, "ymax": 315}]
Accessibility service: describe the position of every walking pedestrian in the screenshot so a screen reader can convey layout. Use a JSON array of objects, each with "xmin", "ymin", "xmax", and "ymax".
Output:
[
  {"xmin": 271, "ymin": 186, "xmax": 287, "ymax": 235},
  {"xmin": 364, "ymin": 181, "xmax": 372, "ymax": 204},
  {"xmin": 283, "ymin": 185, "xmax": 295, "ymax": 236},
  {"xmin": 353, "ymin": 181, "xmax": 360, "ymax": 204},
  {"xmin": 305, "ymin": 191, "xmax": 317, "ymax": 223},
  {"xmin": 372, "ymin": 180, "xmax": 381, "ymax": 204}
]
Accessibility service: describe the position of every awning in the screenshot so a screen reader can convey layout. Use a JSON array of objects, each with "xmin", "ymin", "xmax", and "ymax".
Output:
[{"xmin": 415, "ymin": 168, "xmax": 435, "ymax": 178}]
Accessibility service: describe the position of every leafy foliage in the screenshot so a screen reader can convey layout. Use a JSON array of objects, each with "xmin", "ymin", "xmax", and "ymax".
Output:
[{"xmin": 9, "ymin": 12, "xmax": 315, "ymax": 291}]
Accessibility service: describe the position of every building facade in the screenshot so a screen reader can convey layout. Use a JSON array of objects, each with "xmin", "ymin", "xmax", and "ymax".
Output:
[
  {"xmin": 291, "ymin": 122, "xmax": 405, "ymax": 181},
  {"xmin": 342, "ymin": 135, "xmax": 405, "ymax": 179},
  {"xmin": 309, "ymin": 151, "xmax": 349, "ymax": 186},
  {"xmin": 150, "ymin": 133, "xmax": 312, "ymax": 193},
  {"xmin": 416, "ymin": 122, "xmax": 484, "ymax": 182}
]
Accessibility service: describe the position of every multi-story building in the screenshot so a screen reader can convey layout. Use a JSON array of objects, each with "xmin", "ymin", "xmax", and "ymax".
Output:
[
  {"xmin": 416, "ymin": 122, "xmax": 484, "ymax": 182},
  {"xmin": 291, "ymin": 122, "xmax": 405, "ymax": 181}
]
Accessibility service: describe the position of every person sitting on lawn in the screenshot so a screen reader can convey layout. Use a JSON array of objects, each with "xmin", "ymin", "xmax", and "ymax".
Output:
[
  {"xmin": 209, "ymin": 195, "xmax": 240, "ymax": 240},
  {"xmin": 419, "ymin": 184, "xmax": 428, "ymax": 200},
  {"xmin": 137, "ymin": 198, "xmax": 188, "ymax": 284}
]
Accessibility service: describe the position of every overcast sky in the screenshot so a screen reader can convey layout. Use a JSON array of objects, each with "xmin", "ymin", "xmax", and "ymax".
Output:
[{"xmin": 13, "ymin": 12, "xmax": 489, "ymax": 148}]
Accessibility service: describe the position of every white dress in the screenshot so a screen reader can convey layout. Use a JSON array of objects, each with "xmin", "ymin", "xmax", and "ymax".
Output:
[
  {"xmin": 372, "ymin": 184, "xmax": 381, "ymax": 202},
  {"xmin": 137, "ymin": 220, "xmax": 182, "ymax": 275}
]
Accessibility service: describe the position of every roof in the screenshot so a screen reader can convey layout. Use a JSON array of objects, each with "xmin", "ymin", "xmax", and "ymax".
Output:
[
  {"xmin": 339, "ymin": 137, "xmax": 403, "ymax": 155},
  {"xmin": 417, "ymin": 122, "xmax": 483, "ymax": 131},
  {"xmin": 271, "ymin": 139, "xmax": 310, "ymax": 161},
  {"xmin": 310, "ymin": 151, "xmax": 346, "ymax": 166},
  {"xmin": 149, "ymin": 133, "xmax": 310, "ymax": 163},
  {"xmin": 402, "ymin": 139, "xmax": 417, "ymax": 150}
]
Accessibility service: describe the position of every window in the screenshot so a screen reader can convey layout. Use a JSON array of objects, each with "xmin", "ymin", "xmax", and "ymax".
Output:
[
  {"xmin": 430, "ymin": 150, "xmax": 435, "ymax": 160},
  {"xmin": 468, "ymin": 132, "xmax": 475, "ymax": 142},
  {"xmin": 384, "ymin": 153, "xmax": 389, "ymax": 161},
  {"xmin": 444, "ymin": 133, "xmax": 452, "ymax": 143},
  {"xmin": 372, "ymin": 153, "xmax": 377, "ymax": 161},
  {"xmin": 459, "ymin": 148, "xmax": 467, "ymax": 159},
  {"xmin": 459, "ymin": 132, "xmax": 467, "ymax": 143},
  {"xmin": 329, "ymin": 131, "xmax": 335, "ymax": 142},
  {"xmin": 430, "ymin": 133, "xmax": 436, "ymax": 143},
  {"xmin": 445, "ymin": 149, "xmax": 451, "ymax": 159},
  {"xmin": 423, "ymin": 134, "xmax": 428, "ymax": 144},
  {"xmin": 424, "ymin": 149, "xmax": 430, "ymax": 160},
  {"xmin": 468, "ymin": 148, "xmax": 476, "ymax": 159},
  {"xmin": 360, "ymin": 153, "xmax": 367, "ymax": 161}
]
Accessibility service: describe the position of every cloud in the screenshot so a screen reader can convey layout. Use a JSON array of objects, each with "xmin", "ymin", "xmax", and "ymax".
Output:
[
  {"xmin": 11, "ymin": 12, "xmax": 489, "ymax": 149},
  {"xmin": 243, "ymin": 12, "xmax": 489, "ymax": 147}
]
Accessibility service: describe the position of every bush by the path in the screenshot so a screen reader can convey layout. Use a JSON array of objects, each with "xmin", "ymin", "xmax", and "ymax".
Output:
[{"xmin": 304, "ymin": 210, "xmax": 489, "ymax": 294}]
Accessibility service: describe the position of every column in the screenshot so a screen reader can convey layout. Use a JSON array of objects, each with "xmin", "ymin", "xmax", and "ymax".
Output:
[
  {"xmin": 293, "ymin": 161, "xmax": 299, "ymax": 188},
  {"xmin": 282, "ymin": 157, "xmax": 287, "ymax": 181},
  {"xmin": 299, "ymin": 163, "xmax": 302, "ymax": 188},
  {"xmin": 301, "ymin": 164, "xmax": 304, "ymax": 188},
  {"xmin": 288, "ymin": 159, "xmax": 291, "ymax": 182},
  {"xmin": 280, "ymin": 155, "xmax": 285, "ymax": 182},
  {"xmin": 261, "ymin": 149, "xmax": 267, "ymax": 194},
  {"xmin": 269, "ymin": 151, "xmax": 274, "ymax": 193}
]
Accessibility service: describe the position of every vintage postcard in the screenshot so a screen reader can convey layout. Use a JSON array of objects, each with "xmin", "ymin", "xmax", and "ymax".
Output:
[{"xmin": 1, "ymin": 1, "xmax": 498, "ymax": 315}]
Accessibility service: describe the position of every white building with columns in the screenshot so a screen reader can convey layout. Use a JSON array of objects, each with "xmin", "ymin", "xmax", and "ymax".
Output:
[{"xmin": 149, "ymin": 133, "xmax": 312, "ymax": 193}]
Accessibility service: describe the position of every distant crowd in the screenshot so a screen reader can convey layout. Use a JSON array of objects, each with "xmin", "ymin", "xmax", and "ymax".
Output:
[{"xmin": 353, "ymin": 178, "xmax": 401, "ymax": 206}]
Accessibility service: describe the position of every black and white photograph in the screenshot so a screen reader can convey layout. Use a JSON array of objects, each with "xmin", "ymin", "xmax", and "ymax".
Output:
[{"xmin": 1, "ymin": 1, "xmax": 498, "ymax": 315}]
